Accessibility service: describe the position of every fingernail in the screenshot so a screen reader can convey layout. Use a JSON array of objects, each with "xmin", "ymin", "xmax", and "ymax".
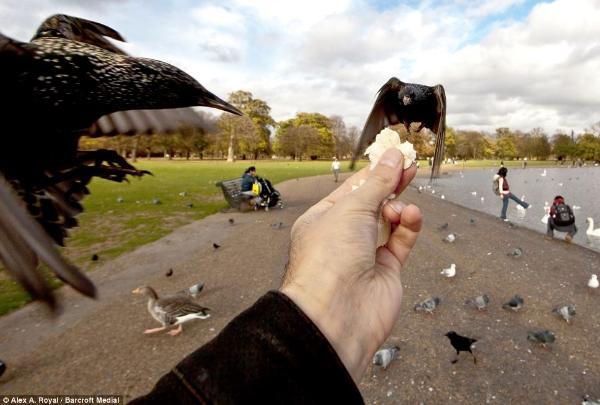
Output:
[
  {"xmin": 388, "ymin": 200, "xmax": 405, "ymax": 214},
  {"xmin": 378, "ymin": 148, "xmax": 403, "ymax": 168}
]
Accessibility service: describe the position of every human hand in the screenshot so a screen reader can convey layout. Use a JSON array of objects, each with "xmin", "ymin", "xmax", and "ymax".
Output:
[{"xmin": 280, "ymin": 148, "xmax": 422, "ymax": 382}]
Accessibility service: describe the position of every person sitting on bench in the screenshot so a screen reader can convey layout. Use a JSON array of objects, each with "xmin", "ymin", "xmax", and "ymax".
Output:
[{"xmin": 241, "ymin": 166, "xmax": 262, "ymax": 206}]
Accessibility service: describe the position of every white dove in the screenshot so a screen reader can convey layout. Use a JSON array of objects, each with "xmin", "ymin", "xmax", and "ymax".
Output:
[
  {"xmin": 588, "ymin": 274, "xmax": 599, "ymax": 289},
  {"xmin": 441, "ymin": 264, "xmax": 456, "ymax": 277},
  {"xmin": 471, "ymin": 191, "xmax": 477, "ymax": 196}
]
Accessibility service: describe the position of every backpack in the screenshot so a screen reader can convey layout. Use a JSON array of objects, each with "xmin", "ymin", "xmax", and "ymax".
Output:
[
  {"xmin": 553, "ymin": 203, "xmax": 575, "ymax": 226},
  {"xmin": 492, "ymin": 176, "xmax": 500, "ymax": 195}
]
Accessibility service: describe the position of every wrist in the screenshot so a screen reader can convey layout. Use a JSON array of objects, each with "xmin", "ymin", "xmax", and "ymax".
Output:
[{"xmin": 280, "ymin": 285, "xmax": 376, "ymax": 382}]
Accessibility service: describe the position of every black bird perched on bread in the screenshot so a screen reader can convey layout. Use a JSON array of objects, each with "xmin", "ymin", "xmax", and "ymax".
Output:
[
  {"xmin": 352, "ymin": 78, "xmax": 446, "ymax": 180},
  {"xmin": 445, "ymin": 331, "xmax": 477, "ymax": 364},
  {"xmin": 0, "ymin": 14, "xmax": 242, "ymax": 309}
]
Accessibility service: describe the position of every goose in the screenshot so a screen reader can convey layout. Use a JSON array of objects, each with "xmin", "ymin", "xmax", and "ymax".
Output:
[
  {"xmin": 586, "ymin": 218, "xmax": 600, "ymax": 237},
  {"xmin": 133, "ymin": 286, "xmax": 210, "ymax": 336}
]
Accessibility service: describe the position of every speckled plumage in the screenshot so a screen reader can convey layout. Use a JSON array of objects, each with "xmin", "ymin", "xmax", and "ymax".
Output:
[
  {"xmin": 0, "ymin": 14, "xmax": 241, "ymax": 309},
  {"xmin": 353, "ymin": 77, "xmax": 446, "ymax": 180}
]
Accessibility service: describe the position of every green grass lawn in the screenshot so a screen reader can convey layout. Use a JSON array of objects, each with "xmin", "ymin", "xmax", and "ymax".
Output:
[{"xmin": 0, "ymin": 159, "xmax": 366, "ymax": 315}]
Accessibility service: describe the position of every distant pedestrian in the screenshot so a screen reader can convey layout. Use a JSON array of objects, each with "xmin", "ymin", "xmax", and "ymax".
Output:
[
  {"xmin": 331, "ymin": 157, "xmax": 341, "ymax": 183},
  {"xmin": 545, "ymin": 195, "xmax": 577, "ymax": 243},
  {"xmin": 523, "ymin": 157, "xmax": 528, "ymax": 169},
  {"xmin": 493, "ymin": 167, "xmax": 530, "ymax": 221}
]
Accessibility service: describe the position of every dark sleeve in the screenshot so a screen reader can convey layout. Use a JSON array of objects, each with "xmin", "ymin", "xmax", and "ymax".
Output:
[{"xmin": 129, "ymin": 291, "xmax": 364, "ymax": 405}]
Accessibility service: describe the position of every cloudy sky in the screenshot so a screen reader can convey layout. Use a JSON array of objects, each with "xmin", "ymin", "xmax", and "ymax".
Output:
[{"xmin": 2, "ymin": 0, "xmax": 599, "ymax": 134}]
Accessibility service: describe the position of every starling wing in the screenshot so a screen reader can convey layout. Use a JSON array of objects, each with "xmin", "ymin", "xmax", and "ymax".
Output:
[
  {"xmin": 352, "ymin": 77, "xmax": 446, "ymax": 181},
  {"xmin": 0, "ymin": 15, "xmax": 241, "ymax": 309}
]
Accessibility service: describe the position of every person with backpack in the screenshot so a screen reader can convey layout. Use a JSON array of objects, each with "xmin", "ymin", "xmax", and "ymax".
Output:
[
  {"xmin": 493, "ymin": 167, "xmax": 530, "ymax": 221},
  {"xmin": 546, "ymin": 195, "xmax": 577, "ymax": 242}
]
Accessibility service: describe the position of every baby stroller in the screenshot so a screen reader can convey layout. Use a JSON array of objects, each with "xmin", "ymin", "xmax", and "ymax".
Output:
[{"xmin": 254, "ymin": 177, "xmax": 283, "ymax": 211}]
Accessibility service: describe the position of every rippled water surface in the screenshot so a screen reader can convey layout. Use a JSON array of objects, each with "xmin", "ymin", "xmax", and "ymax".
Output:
[{"xmin": 414, "ymin": 166, "xmax": 600, "ymax": 252}]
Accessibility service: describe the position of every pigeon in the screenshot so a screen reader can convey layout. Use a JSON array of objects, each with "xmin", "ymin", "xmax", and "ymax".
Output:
[
  {"xmin": 271, "ymin": 222, "xmax": 284, "ymax": 229},
  {"xmin": 132, "ymin": 286, "xmax": 210, "ymax": 336},
  {"xmin": 414, "ymin": 296, "xmax": 441, "ymax": 313},
  {"xmin": 507, "ymin": 247, "xmax": 523, "ymax": 257},
  {"xmin": 552, "ymin": 305, "xmax": 576, "ymax": 323},
  {"xmin": 527, "ymin": 330, "xmax": 555, "ymax": 347},
  {"xmin": 417, "ymin": 186, "xmax": 423, "ymax": 193},
  {"xmin": 441, "ymin": 194, "xmax": 445, "ymax": 199},
  {"xmin": 0, "ymin": 14, "xmax": 242, "ymax": 308},
  {"xmin": 445, "ymin": 331, "xmax": 477, "ymax": 364},
  {"xmin": 165, "ymin": 268, "xmax": 173, "ymax": 277},
  {"xmin": 116, "ymin": 197, "xmax": 124, "ymax": 203},
  {"xmin": 502, "ymin": 295, "xmax": 524, "ymax": 311},
  {"xmin": 443, "ymin": 233, "xmax": 457, "ymax": 243},
  {"xmin": 469, "ymin": 218, "xmax": 476, "ymax": 225},
  {"xmin": 441, "ymin": 263, "xmax": 456, "ymax": 278},
  {"xmin": 178, "ymin": 191, "xmax": 187, "ymax": 197},
  {"xmin": 480, "ymin": 196, "xmax": 485, "ymax": 203},
  {"xmin": 541, "ymin": 169, "xmax": 547, "ymax": 177},
  {"xmin": 152, "ymin": 198, "xmax": 162, "ymax": 205},
  {"xmin": 91, "ymin": 254, "xmax": 99, "ymax": 261},
  {"xmin": 177, "ymin": 282, "xmax": 204, "ymax": 298},
  {"xmin": 351, "ymin": 78, "xmax": 446, "ymax": 181},
  {"xmin": 573, "ymin": 205, "xmax": 581, "ymax": 210},
  {"xmin": 186, "ymin": 203, "xmax": 194, "ymax": 208},
  {"xmin": 372, "ymin": 346, "xmax": 400, "ymax": 370},
  {"xmin": 0, "ymin": 359, "xmax": 5, "ymax": 377},
  {"xmin": 466, "ymin": 294, "xmax": 490, "ymax": 311},
  {"xmin": 438, "ymin": 222, "xmax": 449, "ymax": 230},
  {"xmin": 212, "ymin": 243, "xmax": 221, "ymax": 250},
  {"xmin": 228, "ymin": 218, "xmax": 235, "ymax": 225},
  {"xmin": 471, "ymin": 191, "xmax": 477, "ymax": 196},
  {"xmin": 588, "ymin": 274, "xmax": 599, "ymax": 289}
]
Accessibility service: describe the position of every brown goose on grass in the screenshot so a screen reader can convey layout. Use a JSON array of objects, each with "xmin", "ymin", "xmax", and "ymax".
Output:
[{"xmin": 132, "ymin": 286, "xmax": 210, "ymax": 336}]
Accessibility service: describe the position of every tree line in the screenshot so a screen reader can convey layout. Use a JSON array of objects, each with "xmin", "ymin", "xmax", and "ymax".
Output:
[{"xmin": 80, "ymin": 90, "xmax": 600, "ymax": 162}]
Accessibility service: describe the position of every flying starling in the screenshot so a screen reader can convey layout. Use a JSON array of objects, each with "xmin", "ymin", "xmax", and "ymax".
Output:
[
  {"xmin": 352, "ymin": 78, "xmax": 446, "ymax": 180},
  {"xmin": 0, "ymin": 14, "xmax": 242, "ymax": 309}
]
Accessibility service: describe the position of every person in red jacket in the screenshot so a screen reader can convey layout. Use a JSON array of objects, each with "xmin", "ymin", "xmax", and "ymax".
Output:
[
  {"xmin": 495, "ymin": 167, "xmax": 530, "ymax": 221},
  {"xmin": 546, "ymin": 195, "xmax": 577, "ymax": 242}
]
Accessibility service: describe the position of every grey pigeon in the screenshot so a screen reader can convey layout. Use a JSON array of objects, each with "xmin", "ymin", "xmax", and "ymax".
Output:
[
  {"xmin": 179, "ymin": 191, "xmax": 187, "ymax": 197},
  {"xmin": 271, "ymin": 222, "xmax": 283, "ymax": 229},
  {"xmin": 228, "ymin": 218, "xmax": 235, "ymax": 225},
  {"xmin": 178, "ymin": 282, "xmax": 204, "ymax": 299},
  {"xmin": 466, "ymin": 294, "xmax": 490, "ymax": 311},
  {"xmin": 438, "ymin": 222, "xmax": 449, "ymax": 231},
  {"xmin": 469, "ymin": 218, "xmax": 476, "ymax": 225},
  {"xmin": 442, "ymin": 233, "xmax": 457, "ymax": 243},
  {"xmin": 116, "ymin": 196, "xmax": 124, "ymax": 203},
  {"xmin": 502, "ymin": 295, "xmax": 524, "ymax": 311},
  {"xmin": 414, "ymin": 297, "xmax": 441, "ymax": 313},
  {"xmin": 372, "ymin": 346, "xmax": 400, "ymax": 370},
  {"xmin": 152, "ymin": 197, "xmax": 162, "ymax": 205},
  {"xmin": 507, "ymin": 247, "xmax": 523, "ymax": 257},
  {"xmin": 582, "ymin": 396, "xmax": 600, "ymax": 405},
  {"xmin": 552, "ymin": 305, "xmax": 576, "ymax": 323},
  {"xmin": 527, "ymin": 330, "xmax": 555, "ymax": 347},
  {"xmin": 186, "ymin": 203, "xmax": 194, "ymax": 208}
]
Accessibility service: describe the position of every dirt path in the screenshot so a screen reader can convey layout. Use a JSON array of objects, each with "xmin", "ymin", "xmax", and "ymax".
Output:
[{"xmin": 1, "ymin": 173, "xmax": 599, "ymax": 403}]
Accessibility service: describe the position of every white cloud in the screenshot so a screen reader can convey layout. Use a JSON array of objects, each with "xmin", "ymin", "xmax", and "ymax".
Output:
[{"xmin": 2, "ymin": 0, "xmax": 600, "ymax": 135}]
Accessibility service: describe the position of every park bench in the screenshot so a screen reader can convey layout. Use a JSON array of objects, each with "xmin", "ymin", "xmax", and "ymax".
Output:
[{"xmin": 216, "ymin": 178, "xmax": 247, "ymax": 210}]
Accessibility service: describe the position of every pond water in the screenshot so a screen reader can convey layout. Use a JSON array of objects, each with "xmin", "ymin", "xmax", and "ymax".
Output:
[{"xmin": 414, "ymin": 166, "xmax": 600, "ymax": 253}]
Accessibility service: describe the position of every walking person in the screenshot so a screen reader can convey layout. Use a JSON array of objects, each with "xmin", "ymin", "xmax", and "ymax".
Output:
[
  {"xmin": 493, "ymin": 167, "xmax": 530, "ymax": 221},
  {"xmin": 545, "ymin": 195, "xmax": 577, "ymax": 242},
  {"xmin": 331, "ymin": 157, "xmax": 341, "ymax": 183}
]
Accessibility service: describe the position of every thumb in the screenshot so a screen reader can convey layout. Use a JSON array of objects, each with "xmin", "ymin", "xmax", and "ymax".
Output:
[{"xmin": 352, "ymin": 148, "xmax": 404, "ymax": 212}]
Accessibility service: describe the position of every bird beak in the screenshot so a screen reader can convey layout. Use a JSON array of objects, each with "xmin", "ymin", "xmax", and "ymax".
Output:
[{"xmin": 200, "ymin": 93, "xmax": 243, "ymax": 116}]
